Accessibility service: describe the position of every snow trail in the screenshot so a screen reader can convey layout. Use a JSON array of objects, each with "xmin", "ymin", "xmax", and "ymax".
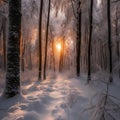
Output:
[{"xmin": 0, "ymin": 73, "xmax": 96, "ymax": 120}]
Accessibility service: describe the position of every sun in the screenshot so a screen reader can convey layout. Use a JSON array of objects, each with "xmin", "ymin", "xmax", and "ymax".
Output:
[{"xmin": 56, "ymin": 43, "xmax": 62, "ymax": 52}]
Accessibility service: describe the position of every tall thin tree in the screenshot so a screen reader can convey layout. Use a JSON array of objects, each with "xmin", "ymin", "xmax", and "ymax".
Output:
[
  {"xmin": 3, "ymin": 0, "xmax": 21, "ymax": 98},
  {"xmin": 21, "ymin": 35, "xmax": 25, "ymax": 72},
  {"xmin": 38, "ymin": 0, "xmax": 43, "ymax": 80},
  {"xmin": 87, "ymin": 0, "xmax": 93, "ymax": 83},
  {"xmin": 2, "ymin": 17, "xmax": 6, "ymax": 71},
  {"xmin": 107, "ymin": 0, "xmax": 113, "ymax": 82},
  {"xmin": 43, "ymin": 0, "xmax": 51, "ymax": 80},
  {"xmin": 59, "ymin": 38, "xmax": 65, "ymax": 72},
  {"xmin": 70, "ymin": 0, "xmax": 82, "ymax": 76},
  {"xmin": 76, "ymin": 0, "xmax": 82, "ymax": 76}
]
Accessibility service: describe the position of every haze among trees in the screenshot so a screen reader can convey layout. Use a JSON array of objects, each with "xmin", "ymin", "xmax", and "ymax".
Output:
[{"xmin": 0, "ymin": 0, "xmax": 120, "ymax": 120}]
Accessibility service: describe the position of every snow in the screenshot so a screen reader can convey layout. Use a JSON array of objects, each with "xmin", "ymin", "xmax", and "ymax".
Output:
[{"xmin": 0, "ymin": 70, "xmax": 120, "ymax": 120}]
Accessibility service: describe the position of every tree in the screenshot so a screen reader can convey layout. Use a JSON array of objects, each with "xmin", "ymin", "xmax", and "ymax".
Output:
[
  {"xmin": 107, "ymin": 0, "xmax": 113, "ymax": 82},
  {"xmin": 0, "ymin": 15, "xmax": 6, "ymax": 70},
  {"xmin": 70, "ymin": 0, "xmax": 82, "ymax": 76},
  {"xmin": 3, "ymin": 0, "xmax": 21, "ymax": 98},
  {"xmin": 2, "ymin": 16, "xmax": 7, "ymax": 71},
  {"xmin": 76, "ymin": 0, "xmax": 82, "ymax": 77},
  {"xmin": 87, "ymin": 0, "xmax": 93, "ymax": 83},
  {"xmin": 21, "ymin": 35, "xmax": 25, "ymax": 72},
  {"xmin": 43, "ymin": 0, "xmax": 51, "ymax": 80},
  {"xmin": 38, "ymin": 0, "xmax": 43, "ymax": 80}
]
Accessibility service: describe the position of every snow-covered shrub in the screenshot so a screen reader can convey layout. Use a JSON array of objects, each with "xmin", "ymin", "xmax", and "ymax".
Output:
[{"xmin": 90, "ymin": 82, "xmax": 120, "ymax": 120}]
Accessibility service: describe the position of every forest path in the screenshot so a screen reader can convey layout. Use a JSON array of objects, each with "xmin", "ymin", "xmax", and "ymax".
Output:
[{"xmin": 0, "ymin": 73, "xmax": 96, "ymax": 120}]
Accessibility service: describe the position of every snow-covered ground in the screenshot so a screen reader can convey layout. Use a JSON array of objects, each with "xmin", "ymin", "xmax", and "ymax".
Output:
[{"xmin": 0, "ymin": 70, "xmax": 120, "ymax": 120}]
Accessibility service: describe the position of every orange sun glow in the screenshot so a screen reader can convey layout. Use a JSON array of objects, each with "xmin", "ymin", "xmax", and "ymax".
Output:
[{"xmin": 56, "ymin": 43, "xmax": 62, "ymax": 52}]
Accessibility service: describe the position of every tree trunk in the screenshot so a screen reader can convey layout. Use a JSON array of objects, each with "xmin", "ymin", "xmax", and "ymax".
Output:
[
  {"xmin": 59, "ymin": 39, "xmax": 65, "ymax": 72},
  {"xmin": 3, "ymin": 17, "xmax": 6, "ymax": 71},
  {"xmin": 21, "ymin": 36, "xmax": 25, "ymax": 72},
  {"xmin": 38, "ymin": 0, "xmax": 43, "ymax": 80},
  {"xmin": 87, "ymin": 0, "xmax": 93, "ymax": 83},
  {"xmin": 27, "ymin": 39, "xmax": 32, "ymax": 70},
  {"xmin": 43, "ymin": 0, "xmax": 51, "ymax": 80},
  {"xmin": 3, "ymin": 0, "xmax": 21, "ymax": 98},
  {"xmin": 107, "ymin": 0, "xmax": 113, "ymax": 83},
  {"xmin": 76, "ymin": 0, "xmax": 82, "ymax": 77}
]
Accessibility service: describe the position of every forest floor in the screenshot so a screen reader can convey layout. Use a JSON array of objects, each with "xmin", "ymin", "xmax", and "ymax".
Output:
[{"xmin": 0, "ymin": 70, "xmax": 120, "ymax": 120}]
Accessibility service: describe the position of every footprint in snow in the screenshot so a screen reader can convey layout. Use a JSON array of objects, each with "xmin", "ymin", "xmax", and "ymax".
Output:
[
  {"xmin": 8, "ymin": 103, "xmax": 28, "ymax": 112},
  {"xmin": 8, "ymin": 106, "xmax": 20, "ymax": 112},
  {"xmin": 52, "ymin": 109, "xmax": 58, "ymax": 115},
  {"xmin": 45, "ymin": 87, "xmax": 54, "ymax": 92},
  {"xmin": 27, "ymin": 96, "xmax": 38, "ymax": 101},
  {"xmin": 60, "ymin": 103, "xmax": 68, "ymax": 109}
]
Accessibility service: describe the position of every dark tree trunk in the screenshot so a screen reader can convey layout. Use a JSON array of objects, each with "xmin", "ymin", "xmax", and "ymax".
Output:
[
  {"xmin": 3, "ymin": 0, "xmax": 21, "ymax": 98},
  {"xmin": 59, "ymin": 39, "xmax": 65, "ymax": 72},
  {"xmin": 38, "ymin": 0, "xmax": 43, "ymax": 80},
  {"xmin": 0, "ymin": 16, "xmax": 6, "ymax": 70},
  {"xmin": 21, "ymin": 37, "xmax": 25, "ymax": 72},
  {"xmin": 3, "ymin": 17, "xmax": 6, "ymax": 71},
  {"xmin": 87, "ymin": 0, "xmax": 93, "ymax": 83},
  {"xmin": 43, "ymin": 0, "xmax": 51, "ymax": 80},
  {"xmin": 76, "ymin": 0, "xmax": 82, "ymax": 77},
  {"xmin": 107, "ymin": 0, "xmax": 113, "ymax": 83},
  {"xmin": 27, "ymin": 39, "xmax": 32, "ymax": 70}
]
